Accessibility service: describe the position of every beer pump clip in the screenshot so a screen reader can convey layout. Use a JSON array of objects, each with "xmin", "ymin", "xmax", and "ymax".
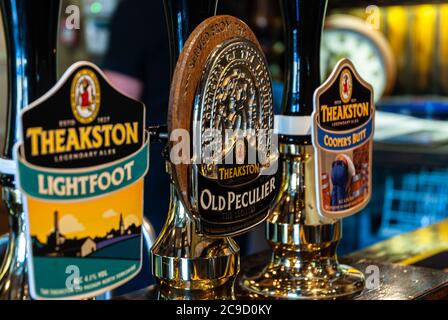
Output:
[
  {"xmin": 14, "ymin": 61, "xmax": 149, "ymax": 300},
  {"xmin": 167, "ymin": 16, "xmax": 278, "ymax": 238},
  {"xmin": 151, "ymin": 14, "xmax": 278, "ymax": 297},
  {"xmin": 312, "ymin": 58, "xmax": 375, "ymax": 220}
]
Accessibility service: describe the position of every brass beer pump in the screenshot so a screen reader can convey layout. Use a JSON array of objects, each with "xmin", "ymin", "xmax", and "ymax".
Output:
[
  {"xmin": 152, "ymin": 0, "xmax": 277, "ymax": 300},
  {"xmin": 151, "ymin": 0, "xmax": 238, "ymax": 299},
  {"xmin": 241, "ymin": 0, "xmax": 365, "ymax": 299}
]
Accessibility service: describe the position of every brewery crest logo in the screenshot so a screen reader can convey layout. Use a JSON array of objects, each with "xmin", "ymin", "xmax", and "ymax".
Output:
[
  {"xmin": 339, "ymin": 68, "xmax": 352, "ymax": 103},
  {"xmin": 312, "ymin": 58, "xmax": 374, "ymax": 219},
  {"xmin": 14, "ymin": 61, "xmax": 149, "ymax": 300},
  {"xmin": 70, "ymin": 69, "xmax": 100, "ymax": 124}
]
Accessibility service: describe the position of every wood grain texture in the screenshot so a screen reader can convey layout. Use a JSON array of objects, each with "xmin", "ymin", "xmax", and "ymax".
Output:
[{"xmin": 167, "ymin": 15, "xmax": 262, "ymax": 210}]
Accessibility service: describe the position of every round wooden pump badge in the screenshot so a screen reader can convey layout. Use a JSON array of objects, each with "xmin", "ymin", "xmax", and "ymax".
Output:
[{"xmin": 168, "ymin": 15, "xmax": 278, "ymax": 237}]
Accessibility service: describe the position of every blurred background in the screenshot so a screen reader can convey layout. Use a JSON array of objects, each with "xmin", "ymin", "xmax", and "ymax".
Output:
[{"xmin": 1, "ymin": 0, "xmax": 448, "ymax": 291}]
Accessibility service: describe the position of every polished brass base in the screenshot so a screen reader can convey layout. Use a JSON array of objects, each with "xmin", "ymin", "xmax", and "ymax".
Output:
[
  {"xmin": 241, "ymin": 239, "xmax": 365, "ymax": 299},
  {"xmin": 241, "ymin": 223, "xmax": 365, "ymax": 300},
  {"xmin": 243, "ymin": 266, "xmax": 364, "ymax": 300},
  {"xmin": 151, "ymin": 184, "xmax": 240, "ymax": 294},
  {"xmin": 240, "ymin": 145, "xmax": 365, "ymax": 299},
  {"xmin": 157, "ymin": 278, "xmax": 236, "ymax": 300},
  {"xmin": 153, "ymin": 250, "xmax": 239, "ymax": 291}
]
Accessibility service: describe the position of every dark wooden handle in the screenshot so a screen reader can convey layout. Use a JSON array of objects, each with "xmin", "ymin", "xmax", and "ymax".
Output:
[
  {"xmin": 167, "ymin": 15, "xmax": 262, "ymax": 210},
  {"xmin": 0, "ymin": 0, "xmax": 60, "ymax": 160}
]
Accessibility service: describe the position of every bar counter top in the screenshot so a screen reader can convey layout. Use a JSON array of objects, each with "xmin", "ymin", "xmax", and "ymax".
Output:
[
  {"xmin": 121, "ymin": 219, "xmax": 448, "ymax": 300},
  {"xmin": 348, "ymin": 219, "xmax": 448, "ymax": 267},
  {"xmin": 245, "ymin": 218, "xmax": 448, "ymax": 299},
  {"xmin": 3, "ymin": 219, "xmax": 448, "ymax": 299},
  {"xmin": 239, "ymin": 219, "xmax": 448, "ymax": 299},
  {"xmin": 236, "ymin": 253, "xmax": 448, "ymax": 300}
]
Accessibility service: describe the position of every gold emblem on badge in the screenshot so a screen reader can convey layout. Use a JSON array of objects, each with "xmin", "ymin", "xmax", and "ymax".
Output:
[
  {"xmin": 71, "ymin": 69, "xmax": 101, "ymax": 124},
  {"xmin": 235, "ymin": 139, "xmax": 246, "ymax": 164},
  {"xmin": 339, "ymin": 68, "xmax": 352, "ymax": 103}
]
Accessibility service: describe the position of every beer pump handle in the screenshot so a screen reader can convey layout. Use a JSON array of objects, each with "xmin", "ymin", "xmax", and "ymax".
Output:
[
  {"xmin": 278, "ymin": 0, "xmax": 327, "ymax": 144},
  {"xmin": 0, "ymin": 0, "xmax": 59, "ymax": 161},
  {"xmin": 163, "ymin": 0, "xmax": 218, "ymax": 76}
]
